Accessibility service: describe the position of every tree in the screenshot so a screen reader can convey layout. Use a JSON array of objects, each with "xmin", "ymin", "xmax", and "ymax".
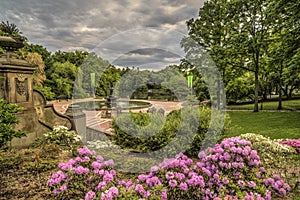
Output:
[
  {"xmin": 268, "ymin": 0, "xmax": 300, "ymax": 106},
  {"xmin": 183, "ymin": 0, "xmax": 273, "ymax": 111},
  {"xmin": 21, "ymin": 44, "xmax": 52, "ymax": 74},
  {"xmin": 226, "ymin": 75, "xmax": 255, "ymax": 103},
  {"xmin": 182, "ymin": 0, "xmax": 234, "ymax": 85},
  {"xmin": 25, "ymin": 52, "xmax": 46, "ymax": 86},
  {"xmin": 50, "ymin": 62, "xmax": 77, "ymax": 98},
  {"xmin": 0, "ymin": 99, "xmax": 26, "ymax": 148},
  {"xmin": 78, "ymin": 52, "xmax": 111, "ymax": 97},
  {"xmin": 51, "ymin": 50, "xmax": 89, "ymax": 67},
  {"xmin": 96, "ymin": 65, "xmax": 121, "ymax": 97}
]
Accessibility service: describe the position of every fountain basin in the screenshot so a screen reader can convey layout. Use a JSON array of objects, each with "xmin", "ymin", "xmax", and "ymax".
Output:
[{"xmin": 73, "ymin": 100, "xmax": 151, "ymax": 111}]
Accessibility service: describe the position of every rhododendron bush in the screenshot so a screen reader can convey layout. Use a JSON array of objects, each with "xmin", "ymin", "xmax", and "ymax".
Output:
[
  {"xmin": 279, "ymin": 139, "xmax": 300, "ymax": 153},
  {"xmin": 47, "ymin": 137, "xmax": 292, "ymax": 199}
]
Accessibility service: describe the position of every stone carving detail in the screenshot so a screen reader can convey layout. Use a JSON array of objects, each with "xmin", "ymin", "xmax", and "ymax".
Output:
[{"xmin": 15, "ymin": 74, "xmax": 27, "ymax": 96}]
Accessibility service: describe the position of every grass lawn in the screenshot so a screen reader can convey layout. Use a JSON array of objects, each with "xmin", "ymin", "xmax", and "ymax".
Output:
[
  {"xmin": 226, "ymin": 99, "xmax": 300, "ymax": 111},
  {"xmin": 224, "ymin": 111, "xmax": 300, "ymax": 140}
]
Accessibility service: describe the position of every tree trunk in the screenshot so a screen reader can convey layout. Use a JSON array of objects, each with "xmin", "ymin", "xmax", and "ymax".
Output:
[
  {"xmin": 217, "ymin": 79, "xmax": 220, "ymax": 110},
  {"xmin": 288, "ymin": 87, "xmax": 294, "ymax": 99},
  {"xmin": 278, "ymin": 63, "xmax": 283, "ymax": 110},
  {"xmin": 282, "ymin": 85, "xmax": 289, "ymax": 99},
  {"xmin": 254, "ymin": 68, "xmax": 259, "ymax": 112}
]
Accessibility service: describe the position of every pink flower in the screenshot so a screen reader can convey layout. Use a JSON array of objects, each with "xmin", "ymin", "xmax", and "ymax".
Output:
[
  {"xmin": 168, "ymin": 179, "xmax": 177, "ymax": 187},
  {"xmin": 160, "ymin": 188, "xmax": 168, "ymax": 200},
  {"xmin": 165, "ymin": 172, "xmax": 174, "ymax": 180},
  {"xmin": 85, "ymin": 190, "xmax": 96, "ymax": 200},
  {"xmin": 179, "ymin": 182, "xmax": 188, "ymax": 191}
]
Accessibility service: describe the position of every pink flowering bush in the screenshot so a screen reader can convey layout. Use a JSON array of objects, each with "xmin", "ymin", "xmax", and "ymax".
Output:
[
  {"xmin": 48, "ymin": 138, "xmax": 292, "ymax": 199},
  {"xmin": 138, "ymin": 137, "xmax": 291, "ymax": 199},
  {"xmin": 47, "ymin": 146, "xmax": 164, "ymax": 199},
  {"xmin": 47, "ymin": 146, "xmax": 116, "ymax": 199},
  {"xmin": 279, "ymin": 139, "xmax": 300, "ymax": 153}
]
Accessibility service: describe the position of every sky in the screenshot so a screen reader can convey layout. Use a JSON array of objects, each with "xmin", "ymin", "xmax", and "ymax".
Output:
[{"xmin": 0, "ymin": 0, "xmax": 205, "ymax": 70}]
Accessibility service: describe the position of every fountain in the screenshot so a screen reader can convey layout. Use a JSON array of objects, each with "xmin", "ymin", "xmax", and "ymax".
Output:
[
  {"xmin": 104, "ymin": 88, "xmax": 118, "ymax": 117},
  {"xmin": 106, "ymin": 88, "xmax": 117, "ymax": 108}
]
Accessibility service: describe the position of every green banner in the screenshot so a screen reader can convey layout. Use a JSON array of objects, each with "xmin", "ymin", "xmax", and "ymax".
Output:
[
  {"xmin": 90, "ymin": 73, "xmax": 95, "ymax": 87},
  {"xmin": 187, "ymin": 71, "xmax": 193, "ymax": 88}
]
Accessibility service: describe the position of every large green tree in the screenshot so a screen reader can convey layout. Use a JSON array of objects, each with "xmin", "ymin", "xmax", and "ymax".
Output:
[
  {"xmin": 183, "ymin": 0, "xmax": 274, "ymax": 111},
  {"xmin": 268, "ymin": 0, "xmax": 300, "ymax": 108},
  {"xmin": 50, "ymin": 62, "xmax": 77, "ymax": 98}
]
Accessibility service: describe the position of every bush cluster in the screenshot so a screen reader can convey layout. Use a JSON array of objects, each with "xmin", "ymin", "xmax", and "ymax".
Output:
[
  {"xmin": 279, "ymin": 139, "xmax": 300, "ymax": 153},
  {"xmin": 239, "ymin": 133, "xmax": 296, "ymax": 162},
  {"xmin": 112, "ymin": 106, "xmax": 230, "ymax": 157},
  {"xmin": 0, "ymin": 99, "xmax": 26, "ymax": 148},
  {"xmin": 35, "ymin": 125, "xmax": 82, "ymax": 148},
  {"xmin": 48, "ymin": 137, "xmax": 292, "ymax": 199}
]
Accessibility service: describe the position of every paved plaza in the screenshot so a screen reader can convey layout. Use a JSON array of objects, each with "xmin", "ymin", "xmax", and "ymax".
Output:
[{"xmin": 53, "ymin": 99, "xmax": 182, "ymax": 134}]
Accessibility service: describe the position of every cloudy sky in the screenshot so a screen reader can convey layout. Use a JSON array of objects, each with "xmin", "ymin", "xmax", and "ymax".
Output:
[{"xmin": 0, "ymin": 0, "xmax": 205, "ymax": 70}]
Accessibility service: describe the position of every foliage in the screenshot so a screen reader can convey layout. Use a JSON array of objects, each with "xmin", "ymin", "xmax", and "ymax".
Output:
[
  {"xmin": 51, "ymin": 50, "xmax": 89, "ymax": 68},
  {"xmin": 140, "ymin": 137, "xmax": 291, "ymax": 199},
  {"xmin": 239, "ymin": 133, "xmax": 296, "ymax": 163},
  {"xmin": 0, "ymin": 20, "xmax": 27, "ymax": 41},
  {"xmin": 181, "ymin": 0, "xmax": 300, "ymax": 110},
  {"xmin": 38, "ymin": 126, "xmax": 82, "ymax": 148},
  {"xmin": 0, "ymin": 144, "xmax": 61, "ymax": 173},
  {"xmin": 112, "ymin": 106, "xmax": 230, "ymax": 158},
  {"xmin": 47, "ymin": 146, "xmax": 165, "ymax": 199},
  {"xmin": 225, "ymin": 76, "xmax": 254, "ymax": 103},
  {"xmin": 78, "ymin": 52, "xmax": 111, "ymax": 98},
  {"xmin": 49, "ymin": 61, "xmax": 78, "ymax": 98},
  {"xmin": 48, "ymin": 138, "xmax": 293, "ymax": 199},
  {"xmin": 0, "ymin": 99, "xmax": 26, "ymax": 148},
  {"xmin": 239, "ymin": 134, "xmax": 300, "ymax": 194},
  {"xmin": 96, "ymin": 65, "xmax": 121, "ymax": 97},
  {"xmin": 279, "ymin": 139, "xmax": 300, "ymax": 153},
  {"xmin": 34, "ymin": 85, "xmax": 56, "ymax": 100},
  {"xmin": 25, "ymin": 52, "xmax": 47, "ymax": 86},
  {"xmin": 112, "ymin": 110, "xmax": 167, "ymax": 152}
]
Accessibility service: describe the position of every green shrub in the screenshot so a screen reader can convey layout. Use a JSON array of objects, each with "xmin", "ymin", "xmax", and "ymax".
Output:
[
  {"xmin": 0, "ymin": 99, "xmax": 26, "ymax": 148},
  {"xmin": 112, "ymin": 111, "xmax": 168, "ymax": 151},
  {"xmin": 112, "ymin": 106, "xmax": 230, "ymax": 157},
  {"xmin": 34, "ymin": 85, "xmax": 56, "ymax": 100}
]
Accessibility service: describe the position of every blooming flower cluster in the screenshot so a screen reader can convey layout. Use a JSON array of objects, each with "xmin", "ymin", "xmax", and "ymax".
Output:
[
  {"xmin": 47, "ymin": 146, "xmax": 119, "ymax": 200},
  {"xmin": 136, "ymin": 137, "xmax": 291, "ymax": 199},
  {"xmin": 279, "ymin": 139, "xmax": 300, "ymax": 153},
  {"xmin": 43, "ymin": 125, "xmax": 82, "ymax": 147},
  {"xmin": 48, "ymin": 137, "xmax": 292, "ymax": 199}
]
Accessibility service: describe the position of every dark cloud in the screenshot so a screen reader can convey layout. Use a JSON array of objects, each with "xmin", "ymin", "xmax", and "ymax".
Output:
[
  {"xmin": 0, "ymin": 0, "xmax": 205, "ymax": 69},
  {"xmin": 113, "ymin": 48, "xmax": 180, "ymax": 68}
]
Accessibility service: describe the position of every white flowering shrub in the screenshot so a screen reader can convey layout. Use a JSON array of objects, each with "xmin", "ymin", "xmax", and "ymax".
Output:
[
  {"xmin": 240, "ymin": 133, "xmax": 295, "ymax": 154},
  {"xmin": 239, "ymin": 133, "xmax": 296, "ymax": 166},
  {"xmin": 43, "ymin": 125, "xmax": 82, "ymax": 147}
]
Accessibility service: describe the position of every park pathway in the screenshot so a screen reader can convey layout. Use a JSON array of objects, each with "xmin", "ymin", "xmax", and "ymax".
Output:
[{"xmin": 52, "ymin": 99, "xmax": 182, "ymax": 134}]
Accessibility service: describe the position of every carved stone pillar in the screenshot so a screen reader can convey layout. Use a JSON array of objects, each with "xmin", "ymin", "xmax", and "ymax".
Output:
[{"xmin": 65, "ymin": 104, "xmax": 87, "ymax": 143}]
